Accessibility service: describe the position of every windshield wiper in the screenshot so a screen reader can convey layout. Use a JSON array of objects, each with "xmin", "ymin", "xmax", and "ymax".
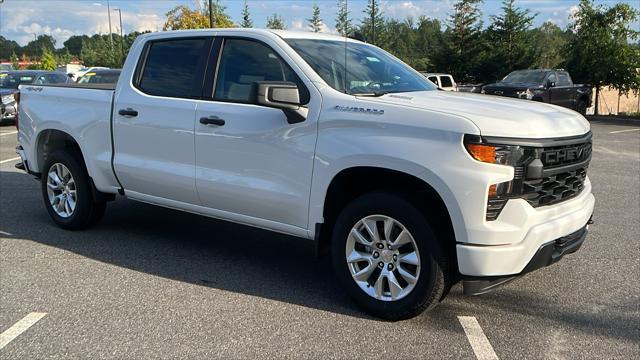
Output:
[{"xmin": 351, "ymin": 91, "xmax": 390, "ymax": 97}]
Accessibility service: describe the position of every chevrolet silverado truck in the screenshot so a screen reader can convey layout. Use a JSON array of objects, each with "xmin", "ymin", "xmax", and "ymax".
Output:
[
  {"xmin": 15, "ymin": 29, "xmax": 594, "ymax": 320},
  {"xmin": 481, "ymin": 69, "xmax": 592, "ymax": 115}
]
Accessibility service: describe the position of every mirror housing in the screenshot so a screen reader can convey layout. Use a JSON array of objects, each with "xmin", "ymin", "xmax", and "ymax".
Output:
[
  {"xmin": 255, "ymin": 81, "xmax": 306, "ymax": 124},
  {"xmin": 546, "ymin": 80, "xmax": 555, "ymax": 88}
]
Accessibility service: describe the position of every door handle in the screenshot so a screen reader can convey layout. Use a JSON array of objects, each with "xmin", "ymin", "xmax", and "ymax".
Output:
[
  {"xmin": 118, "ymin": 108, "xmax": 138, "ymax": 117},
  {"xmin": 200, "ymin": 116, "xmax": 225, "ymax": 126}
]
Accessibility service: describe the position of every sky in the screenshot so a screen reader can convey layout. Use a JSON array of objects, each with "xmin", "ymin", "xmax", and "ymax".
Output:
[{"xmin": 1, "ymin": 0, "xmax": 639, "ymax": 48}]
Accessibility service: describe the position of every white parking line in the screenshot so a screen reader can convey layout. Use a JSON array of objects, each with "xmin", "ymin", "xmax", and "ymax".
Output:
[
  {"xmin": 0, "ymin": 157, "xmax": 20, "ymax": 164},
  {"xmin": 0, "ymin": 312, "xmax": 47, "ymax": 350},
  {"xmin": 458, "ymin": 316, "xmax": 499, "ymax": 360},
  {"xmin": 609, "ymin": 128, "xmax": 640, "ymax": 134},
  {"xmin": 0, "ymin": 130, "xmax": 17, "ymax": 136}
]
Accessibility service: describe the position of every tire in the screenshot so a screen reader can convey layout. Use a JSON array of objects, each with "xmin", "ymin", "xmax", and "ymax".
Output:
[
  {"xmin": 41, "ymin": 149, "xmax": 106, "ymax": 230},
  {"xmin": 330, "ymin": 192, "xmax": 447, "ymax": 320}
]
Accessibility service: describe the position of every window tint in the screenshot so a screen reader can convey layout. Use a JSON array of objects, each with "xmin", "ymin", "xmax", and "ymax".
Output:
[
  {"xmin": 547, "ymin": 72, "xmax": 557, "ymax": 84},
  {"xmin": 427, "ymin": 76, "xmax": 438, "ymax": 85},
  {"xmin": 36, "ymin": 73, "xmax": 68, "ymax": 85},
  {"xmin": 214, "ymin": 39, "xmax": 302, "ymax": 103},
  {"xmin": 557, "ymin": 72, "xmax": 571, "ymax": 86},
  {"xmin": 138, "ymin": 38, "xmax": 206, "ymax": 98},
  {"xmin": 439, "ymin": 76, "xmax": 453, "ymax": 88}
]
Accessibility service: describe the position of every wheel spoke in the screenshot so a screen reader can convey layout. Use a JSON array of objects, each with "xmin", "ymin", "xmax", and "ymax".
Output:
[
  {"xmin": 353, "ymin": 263, "xmax": 375, "ymax": 282},
  {"xmin": 347, "ymin": 249, "xmax": 370, "ymax": 264},
  {"xmin": 399, "ymin": 251, "xmax": 419, "ymax": 266},
  {"xmin": 383, "ymin": 217, "xmax": 395, "ymax": 241},
  {"xmin": 66, "ymin": 196, "xmax": 76, "ymax": 212},
  {"xmin": 373, "ymin": 272, "xmax": 385, "ymax": 299},
  {"xmin": 48, "ymin": 172, "xmax": 62, "ymax": 188},
  {"xmin": 362, "ymin": 219, "xmax": 380, "ymax": 242},
  {"xmin": 397, "ymin": 266, "xmax": 417, "ymax": 285},
  {"xmin": 387, "ymin": 271, "xmax": 403, "ymax": 299},
  {"xmin": 392, "ymin": 230, "xmax": 412, "ymax": 248},
  {"xmin": 350, "ymin": 228, "xmax": 370, "ymax": 245}
]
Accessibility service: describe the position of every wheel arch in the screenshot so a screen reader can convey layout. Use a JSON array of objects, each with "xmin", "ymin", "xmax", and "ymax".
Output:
[{"xmin": 35, "ymin": 128, "xmax": 86, "ymax": 174}]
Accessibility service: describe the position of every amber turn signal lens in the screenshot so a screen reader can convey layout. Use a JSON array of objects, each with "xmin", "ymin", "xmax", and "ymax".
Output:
[
  {"xmin": 465, "ymin": 144, "xmax": 496, "ymax": 163},
  {"xmin": 488, "ymin": 184, "xmax": 497, "ymax": 197}
]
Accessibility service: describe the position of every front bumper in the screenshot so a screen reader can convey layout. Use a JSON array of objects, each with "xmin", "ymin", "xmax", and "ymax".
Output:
[
  {"xmin": 463, "ymin": 223, "xmax": 590, "ymax": 295},
  {"xmin": 1, "ymin": 103, "xmax": 16, "ymax": 120},
  {"xmin": 457, "ymin": 178, "xmax": 595, "ymax": 276}
]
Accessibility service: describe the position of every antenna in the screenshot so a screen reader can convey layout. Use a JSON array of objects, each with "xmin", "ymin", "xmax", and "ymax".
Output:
[{"xmin": 343, "ymin": 0, "xmax": 348, "ymax": 93}]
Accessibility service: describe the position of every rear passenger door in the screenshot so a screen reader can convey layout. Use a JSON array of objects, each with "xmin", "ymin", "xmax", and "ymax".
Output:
[
  {"xmin": 193, "ymin": 37, "xmax": 318, "ymax": 230},
  {"xmin": 113, "ymin": 36, "xmax": 212, "ymax": 205}
]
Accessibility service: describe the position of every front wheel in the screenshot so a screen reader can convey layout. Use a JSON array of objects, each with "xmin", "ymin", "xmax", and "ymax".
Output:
[
  {"xmin": 41, "ymin": 150, "xmax": 106, "ymax": 230},
  {"xmin": 330, "ymin": 192, "xmax": 447, "ymax": 320}
]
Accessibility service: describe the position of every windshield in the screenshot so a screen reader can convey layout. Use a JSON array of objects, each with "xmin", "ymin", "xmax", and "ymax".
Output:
[
  {"xmin": 501, "ymin": 70, "xmax": 548, "ymax": 84},
  {"xmin": 0, "ymin": 73, "xmax": 35, "ymax": 89},
  {"xmin": 285, "ymin": 39, "xmax": 436, "ymax": 95}
]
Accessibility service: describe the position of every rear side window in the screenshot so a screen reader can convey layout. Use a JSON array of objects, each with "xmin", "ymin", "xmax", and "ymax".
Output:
[
  {"xmin": 427, "ymin": 76, "xmax": 438, "ymax": 86},
  {"xmin": 557, "ymin": 72, "xmax": 571, "ymax": 86},
  {"xmin": 138, "ymin": 38, "xmax": 207, "ymax": 98},
  {"xmin": 439, "ymin": 76, "xmax": 453, "ymax": 88}
]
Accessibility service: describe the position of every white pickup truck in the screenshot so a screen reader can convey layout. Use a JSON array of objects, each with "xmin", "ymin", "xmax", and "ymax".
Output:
[{"xmin": 15, "ymin": 29, "xmax": 594, "ymax": 320}]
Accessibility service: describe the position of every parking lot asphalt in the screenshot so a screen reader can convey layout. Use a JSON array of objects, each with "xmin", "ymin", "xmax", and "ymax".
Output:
[{"xmin": 0, "ymin": 122, "xmax": 638, "ymax": 359}]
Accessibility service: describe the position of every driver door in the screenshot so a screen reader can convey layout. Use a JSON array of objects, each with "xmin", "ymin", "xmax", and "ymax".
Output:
[{"xmin": 194, "ymin": 37, "xmax": 318, "ymax": 229}]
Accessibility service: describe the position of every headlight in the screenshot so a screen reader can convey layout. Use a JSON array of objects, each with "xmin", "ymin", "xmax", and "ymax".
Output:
[
  {"xmin": 464, "ymin": 135, "xmax": 532, "ymax": 221},
  {"xmin": 480, "ymin": 89, "xmax": 486, "ymax": 94},
  {"xmin": 1, "ymin": 94, "xmax": 15, "ymax": 104}
]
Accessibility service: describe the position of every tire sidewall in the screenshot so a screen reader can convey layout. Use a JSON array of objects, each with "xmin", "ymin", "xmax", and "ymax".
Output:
[{"xmin": 331, "ymin": 192, "xmax": 443, "ymax": 319}]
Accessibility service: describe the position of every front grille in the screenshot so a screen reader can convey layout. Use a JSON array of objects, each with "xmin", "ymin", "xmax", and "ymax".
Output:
[
  {"xmin": 522, "ymin": 167, "xmax": 587, "ymax": 207},
  {"xmin": 541, "ymin": 142, "xmax": 592, "ymax": 168}
]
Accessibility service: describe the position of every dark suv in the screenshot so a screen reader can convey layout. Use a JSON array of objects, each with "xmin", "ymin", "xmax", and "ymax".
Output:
[{"xmin": 481, "ymin": 69, "xmax": 592, "ymax": 115}]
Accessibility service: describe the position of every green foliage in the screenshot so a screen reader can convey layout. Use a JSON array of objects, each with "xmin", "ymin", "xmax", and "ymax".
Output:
[
  {"xmin": 241, "ymin": 1, "xmax": 253, "ymax": 28},
  {"xmin": 530, "ymin": 22, "xmax": 571, "ymax": 69},
  {"xmin": 10, "ymin": 52, "xmax": 20, "ymax": 70},
  {"xmin": 335, "ymin": 0, "xmax": 352, "ymax": 37},
  {"xmin": 359, "ymin": 0, "xmax": 386, "ymax": 47},
  {"xmin": 442, "ymin": 0, "xmax": 484, "ymax": 82},
  {"xmin": 163, "ymin": 1, "xmax": 234, "ymax": 30},
  {"xmin": 266, "ymin": 14, "xmax": 287, "ymax": 30},
  {"xmin": 308, "ymin": 3, "xmax": 323, "ymax": 33},
  {"xmin": 0, "ymin": 36, "xmax": 21, "ymax": 60},
  {"xmin": 40, "ymin": 48, "xmax": 57, "ymax": 70},
  {"xmin": 483, "ymin": 0, "xmax": 537, "ymax": 81}
]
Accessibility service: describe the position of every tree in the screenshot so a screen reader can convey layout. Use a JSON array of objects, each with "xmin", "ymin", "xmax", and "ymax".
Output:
[
  {"xmin": 63, "ymin": 35, "xmax": 89, "ymax": 57},
  {"xmin": 40, "ymin": 48, "xmax": 57, "ymax": 70},
  {"xmin": 564, "ymin": 0, "xmax": 640, "ymax": 114},
  {"xmin": 10, "ymin": 52, "xmax": 20, "ymax": 70},
  {"xmin": 22, "ymin": 35, "xmax": 56, "ymax": 58},
  {"xmin": 266, "ymin": 14, "xmax": 287, "ymax": 30},
  {"xmin": 240, "ymin": 0, "xmax": 253, "ymax": 28},
  {"xmin": 308, "ymin": 3, "xmax": 323, "ymax": 32},
  {"xmin": 442, "ymin": 0, "xmax": 484, "ymax": 82},
  {"xmin": 531, "ymin": 21, "xmax": 571, "ymax": 69},
  {"xmin": 359, "ymin": 0, "xmax": 386, "ymax": 47},
  {"xmin": 0, "ymin": 36, "xmax": 21, "ymax": 60},
  {"xmin": 163, "ymin": 1, "xmax": 233, "ymax": 30},
  {"xmin": 335, "ymin": 0, "xmax": 352, "ymax": 37},
  {"xmin": 484, "ymin": 0, "xmax": 536, "ymax": 80}
]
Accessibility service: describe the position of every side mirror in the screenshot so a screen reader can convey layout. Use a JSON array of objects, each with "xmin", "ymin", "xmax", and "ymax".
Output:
[
  {"xmin": 547, "ymin": 80, "xmax": 555, "ymax": 88},
  {"xmin": 255, "ymin": 81, "xmax": 307, "ymax": 124}
]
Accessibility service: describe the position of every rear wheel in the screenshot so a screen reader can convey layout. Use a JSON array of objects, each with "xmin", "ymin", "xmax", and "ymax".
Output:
[
  {"xmin": 41, "ymin": 150, "xmax": 106, "ymax": 230},
  {"xmin": 331, "ymin": 192, "xmax": 447, "ymax": 320}
]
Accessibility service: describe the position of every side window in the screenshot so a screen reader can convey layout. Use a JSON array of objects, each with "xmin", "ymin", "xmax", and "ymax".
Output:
[
  {"xmin": 35, "ymin": 75, "xmax": 48, "ymax": 85},
  {"xmin": 547, "ymin": 72, "xmax": 557, "ymax": 85},
  {"xmin": 214, "ymin": 38, "xmax": 305, "ymax": 103},
  {"xmin": 138, "ymin": 38, "xmax": 207, "ymax": 98},
  {"xmin": 427, "ymin": 76, "xmax": 439, "ymax": 86},
  {"xmin": 439, "ymin": 76, "xmax": 453, "ymax": 88},
  {"xmin": 557, "ymin": 72, "xmax": 571, "ymax": 86}
]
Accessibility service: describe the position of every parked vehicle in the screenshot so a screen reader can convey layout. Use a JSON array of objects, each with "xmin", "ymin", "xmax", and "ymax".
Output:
[
  {"xmin": 1, "ymin": 70, "xmax": 70, "ymax": 123},
  {"xmin": 77, "ymin": 69, "xmax": 121, "ymax": 84},
  {"xmin": 69, "ymin": 66, "xmax": 109, "ymax": 81},
  {"xmin": 15, "ymin": 29, "xmax": 594, "ymax": 320},
  {"xmin": 421, "ymin": 72, "xmax": 457, "ymax": 91},
  {"xmin": 481, "ymin": 69, "xmax": 592, "ymax": 114},
  {"xmin": 457, "ymin": 83, "xmax": 486, "ymax": 93},
  {"xmin": 0, "ymin": 64, "xmax": 14, "ymax": 71}
]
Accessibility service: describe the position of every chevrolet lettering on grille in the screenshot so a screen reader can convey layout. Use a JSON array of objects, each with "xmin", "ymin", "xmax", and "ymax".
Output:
[{"xmin": 542, "ymin": 143, "xmax": 592, "ymax": 166}]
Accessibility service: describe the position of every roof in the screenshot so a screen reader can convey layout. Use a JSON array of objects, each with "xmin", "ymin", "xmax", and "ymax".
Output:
[{"xmin": 140, "ymin": 28, "xmax": 364, "ymax": 44}]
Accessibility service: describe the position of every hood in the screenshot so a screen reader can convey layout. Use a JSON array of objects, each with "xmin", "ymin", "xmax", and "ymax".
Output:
[{"xmin": 365, "ymin": 91, "xmax": 590, "ymax": 139}]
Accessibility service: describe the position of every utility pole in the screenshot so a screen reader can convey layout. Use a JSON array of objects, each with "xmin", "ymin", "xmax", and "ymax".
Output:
[
  {"xmin": 209, "ymin": 0, "xmax": 214, "ymax": 28},
  {"xmin": 107, "ymin": 0, "xmax": 113, "ymax": 46},
  {"xmin": 113, "ymin": 8, "xmax": 125, "ymax": 67}
]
